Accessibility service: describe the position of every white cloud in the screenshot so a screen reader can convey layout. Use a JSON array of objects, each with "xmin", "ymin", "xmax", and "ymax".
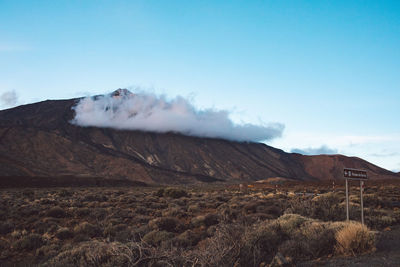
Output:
[{"xmin": 71, "ymin": 89, "xmax": 285, "ymax": 142}]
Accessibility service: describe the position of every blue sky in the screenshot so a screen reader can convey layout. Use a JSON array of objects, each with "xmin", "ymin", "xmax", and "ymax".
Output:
[{"xmin": 1, "ymin": 0, "xmax": 399, "ymax": 171}]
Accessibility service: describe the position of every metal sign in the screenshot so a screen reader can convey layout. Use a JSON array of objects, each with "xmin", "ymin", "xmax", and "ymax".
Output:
[
  {"xmin": 344, "ymin": 168, "xmax": 368, "ymax": 180},
  {"xmin": 343, "ymin": 168, "xmax": 367, "ymax": 225}
]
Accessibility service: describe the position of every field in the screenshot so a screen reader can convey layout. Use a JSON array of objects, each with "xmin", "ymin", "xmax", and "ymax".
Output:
[{"xmin": 1, "ymin": 179, "xmax": 400, "ymax": 266}]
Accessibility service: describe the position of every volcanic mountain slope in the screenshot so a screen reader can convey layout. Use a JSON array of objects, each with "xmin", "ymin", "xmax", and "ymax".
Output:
[{"xmin": 0, "ymin": 93, "xmax": 398, "ymax": 186}]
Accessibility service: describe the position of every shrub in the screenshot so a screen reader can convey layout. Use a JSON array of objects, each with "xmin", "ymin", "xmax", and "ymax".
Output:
[
  {"xmin": 204, "ymin": 213, "xmax": 220, "ymax": 227},
  {"xmin": 154, "ymin": 188, "xmax": 165, "ymax": 197},
  {"xmin": 56, "ymin": 228, "xmax": 73, "ymax": 240},
  {"xmin": 239, "ymin": 221, "xmax": 283, "ymax": 266},
  {"xmin": 46, "ymin": 206, "xmax": 66, "ymax": 218},
  {"xmin": 104, "ymin": 224, "xmax": 128, "ymax": 237},
  {"xmin": 142, "ymin": 230, "xmax": 175, "ymax": 246},
  {"xmin": 193, "ymin": 224, "xmax": 243, "ymax": 266},
  {"xmin": 58, "ymin": 189, "xmax": 73, "ymax": 197},
  {"xmin": 104, "ymin": 224, "xmax": 132, "ymax": 242},
  {"xmin": 148, "ymin": 217, "xmax": 183, "ymax": 233},
  {"xmin": 278, "ymin": 214, "xmax": 309, "ymax": 235},
  {"xmin": 131, "ymin": 225, "xmax": 150, "ymax": 242},
  {"xmin": 172, "ymin": 230, "xmax": 202, "ymax": 248},
  {"xmin": 187, "ymin": 204, "xmax": 200, "ymax": 213},
  {"xmin": 191, "ymin": 213, "xmax": 219, "ymax": 228},
  {"xmin": 22, "ymin": 189, "xmax": 34, "ymax": 198},
  {"xmin": 75, "ymin": 207, "xmax": 91, "ymax": 217},
  {"xmin": 44, "ymin": 241, "xmax": 133, "ymax": 266},
  {"xmin": 74, "ymin": 222, "xmax": 101, "ymax": 238},
  {"xmin": 14, "ymin": 233, "xmax": 44, "ymax": 251},
  {"xmin": 0, "ymin": 221, "xmax": 14, "ymax": 235},
  {"xmin": 163, "ymin": 188, "xmax": 189, "ymax": 199},
  {"xmin": 162, "ymin": 207, "xmax": 184, "ymax": 217},
  {"xmin": 335, "ymin": 222, "xmax": 375, "ymax": 256},
  {"xmin": 282, "ymin": 221, "xmax": 337, "ymax": 261},
  {"xmin": 191, "ymin": 215, "xmax": 206, "ymax": 227},
  {"xmin": 35, "ymin": 243, "xmax": 61, "ymax": 261},
  {"xmin": 288, "ymin": 193, "xmax": 344, "ymax": 221},
  {"xmin": 83, "ymin": 194, "xmax": 108, "ymax": 202}
]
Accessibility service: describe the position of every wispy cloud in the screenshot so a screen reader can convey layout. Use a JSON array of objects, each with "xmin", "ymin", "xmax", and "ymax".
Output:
[
  {"xmin": 0, "ymin": 90, "xmax": 18, "ymax": 107},
  {"xmin": 291, "ymin": 145, "xmax": 338, "ymax": 155},
  {"xmin": 370, "ymin": 151, "xmax": 400, "ymax": 158}
]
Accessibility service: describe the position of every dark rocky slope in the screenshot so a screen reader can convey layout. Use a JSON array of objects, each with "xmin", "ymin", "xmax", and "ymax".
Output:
[{"xmin": 0, "ymin": 95, "xmax": 398, "ymax": 186}]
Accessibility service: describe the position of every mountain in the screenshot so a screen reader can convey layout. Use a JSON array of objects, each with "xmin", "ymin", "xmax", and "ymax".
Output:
[{"xmin": 0, "ymin": 92, "xmax": 398, "ymax": 186}]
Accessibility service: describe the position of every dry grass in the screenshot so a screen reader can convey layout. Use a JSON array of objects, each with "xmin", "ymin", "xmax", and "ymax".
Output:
[{"xmin": 335, "ymin": 221, "xmax": 376, "ymax": 256}]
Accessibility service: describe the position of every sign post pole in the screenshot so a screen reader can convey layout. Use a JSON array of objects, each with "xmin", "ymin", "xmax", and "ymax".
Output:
[
  {"xmin": 360, "ymin": 180, "xmax": 364, "ymax": 225},
  {"xmin": 343, "ymin": 168, "xmax": 367, "ymax": 223},
  {"xmin": 345, "ymin": 178, "xmax": 349, "ymax": 221}
]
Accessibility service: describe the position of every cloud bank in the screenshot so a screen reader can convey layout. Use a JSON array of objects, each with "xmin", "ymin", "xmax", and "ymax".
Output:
[
  {"xmin": 0, "ymin": 90, "xmax": 18, "ymax": 107},
  {"xmin": 291, "ymin": 145, "xmax": 338, "ymax": 155},
  {"xmin": 71, "ymin": 89, "xmax": 284, "ymax": 142}
]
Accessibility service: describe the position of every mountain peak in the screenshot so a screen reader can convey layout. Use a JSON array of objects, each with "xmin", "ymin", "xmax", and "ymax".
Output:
[{"xmin": 110, "ymin": 89, "xmax": 133, "ymax": 98}]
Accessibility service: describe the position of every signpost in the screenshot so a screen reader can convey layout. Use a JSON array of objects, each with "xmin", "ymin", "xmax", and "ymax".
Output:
[{"xmin": 343, "ymin": 168, "xmax": 368, "ymax": 224}]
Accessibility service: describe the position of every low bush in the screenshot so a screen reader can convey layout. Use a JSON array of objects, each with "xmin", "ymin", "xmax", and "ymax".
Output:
[
  {"xmin": 240, "ymin": 221, "xmax": 282, "ymax": 266},
  {"xmin": 75, "ymin": 207, "xmax": 91, "ymax": 217},
  {"xmin": 0, "ymin": 221, "xmax": 14, "ymax": 235},
  {"xmin": 46, "ymin": 206, "xmax": 66, "ymax": 218},
  {"xmin": 193, "ymin": 223, "xmax": 243, "ymax": 266},
  {"xmin": 14, "ymin": 233, "xmax": 44, "ymax": 251},
  {"xmin": 142, "ymin": 230, "xmax": 175, "ymax": 246},
  {"xmin": 74, "ymin": 222, "xmax": 101, "ymax": 238},
  {"xmin": 172, "ymin": 230, "xmax": 202, "ymax": 248},
  {"xmin": 55, "ymin": 228, "xmax": 73, "ymax": 240},
  {"xmin": 335, "ymin": 222, "xmax": 375, "ymax": 256},
  {"xmin": 22, "ymin": 189, "xmax": 34, "ymax": 198},
  {"xmin": 44, "ymin": 241, "xmax": 132, "ymax": 266},
  {"xmin": 278, "ymin": 213, "xmax": 309, "ymax": 235},
  {"xmin": 163, "ymin": 188, "xmax": 189, "ymax": 199},
  {"xmin": 148, "ymin": 217, "xmax": 183, "ymax": 233},
  {"xmin": 191, "ymin": 213, "xmax": 219, "ymax": 228}
]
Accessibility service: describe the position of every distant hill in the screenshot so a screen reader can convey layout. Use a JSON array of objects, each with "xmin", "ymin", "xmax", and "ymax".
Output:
[{"xmin": 0, "ymin": 91, "xmax": 398, "ymax": 186}]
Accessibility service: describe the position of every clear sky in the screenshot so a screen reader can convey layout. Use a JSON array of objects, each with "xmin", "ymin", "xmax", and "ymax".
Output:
[{"xmin": 1, "ymin": 0, "xmax": 399, "ymax": 171}]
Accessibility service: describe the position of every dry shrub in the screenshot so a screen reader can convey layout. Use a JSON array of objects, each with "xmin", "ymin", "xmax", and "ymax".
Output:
[
  {"xmin": 74, "ymin": 222, "xmax": 101, "ymax": 238},
  {"xmin": 148, "ymin": 217, "xmax": 183, "ymax": 233},
  {"xmin": 172, "ymin": 230, "xmax": 203, "ymax": 248},
  {"xmin": 239, "ymin": 220, "xmax": 283, "ymax": 266},
  {"xmin": 194, "ymin": 223, "xmax": 243, "ymax": 266},
  {"xmin": 163, "ymin": 188, "xmax": 189, "ymax": 199},
  {"xmin": 46, "ymin": 240, "xmax": 192, "ymax": 267},
  {"xmin": 288, "ymin": 192, "xmax": 344, "ymax": 221},
  {"xmin": 278, "ymin": 214, "xmax": 309, "ymax": 235},
  {"xmin": 44, "ymin": 241, "xmax": 133, "ymax": 266},
  {"xmin": 191, "ymin": 213, "xmax": 219, "ymax": 228},
  {"xmin": 55, "ymin": 227, "xmax": 73, "ymax": 240},
  {"xmin": 0, "ymin": 221, "xmax": 14, "ymax": 235},
  {"xmin": 142, "ymin": 230, "xmax": 175, "ymax": 246},
  {"xmin": 13, "ymin": 233, "xmax": 44, "ymax": 251},
  {"xmin": 46, "ymin": 206, "xmax": 66, "ymax": 218},
  {"xmin": 75, "ymin": 207, "xmax": 91, "ymax": 217},
  {"xmin": 335, "ymin": 222, "xmax": 375, "ymax": 256},
  {"xmin": 282, "ymin": 221, "xmax": 337, "ymax": 261}
]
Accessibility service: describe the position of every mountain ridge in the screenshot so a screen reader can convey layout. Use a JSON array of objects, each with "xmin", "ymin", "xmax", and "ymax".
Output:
[{"xmin": 0, "ymin": 94, "xmax": 398, "ymax": 186}]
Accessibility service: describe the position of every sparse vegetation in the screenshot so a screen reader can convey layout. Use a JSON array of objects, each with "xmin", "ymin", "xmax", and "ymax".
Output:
[{"xmin": 0, "ymin": 180, "xmax": 398, "ymax": 265}]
